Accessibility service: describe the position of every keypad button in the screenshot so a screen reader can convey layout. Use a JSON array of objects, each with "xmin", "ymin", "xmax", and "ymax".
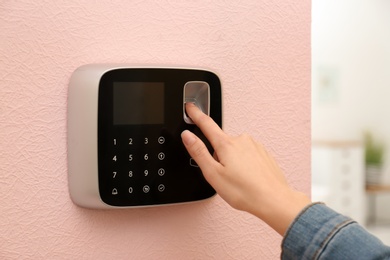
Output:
[
  {"xmin": 158, "ymin": 136, "xmax": 165, "ymax": 144},
  {"xmin": 112, "ymin": 188, "xmax": 118, "ymax": 195},
  {"xmin": 128, "ymin": 187, "xmax": 133, "ymax": 194},
  {"xmin": 158, "ymin": 184, "xmax": 165, "ymax": 192},
  {"xmin": 158, "ymin": 152, "xmax": 165, "ymax": 160},
  {"xmin": 143, "ymin": 185, "xmax": 150, "ymax": 193},
  {"xmin": 158, "ymin": 168, "xmax": 165, "ymax": 176}
]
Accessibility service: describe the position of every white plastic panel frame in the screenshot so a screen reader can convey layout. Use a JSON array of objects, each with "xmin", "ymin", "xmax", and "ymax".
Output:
[
  {"xmin": 68, "ymin": 64, "xmax": 108, "ymax": 208},
  {"xmin": 67, "ymin": 64, "xmax": 222, "ymax": 209}
]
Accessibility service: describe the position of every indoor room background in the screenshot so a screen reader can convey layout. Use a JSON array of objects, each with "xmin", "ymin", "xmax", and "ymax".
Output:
[{"xmin": 312, "ymin": 0, "xmax": 390, "ymax": 243}]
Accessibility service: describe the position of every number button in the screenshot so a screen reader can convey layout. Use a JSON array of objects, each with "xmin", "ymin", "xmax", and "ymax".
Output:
[
  {"xmin": 144, "ymin": 170, "xmax": 149, "ymax": 177},
  {"xmin": 129, "ymin": 154, "xmax": 133, "ymax": 161},
  {"xmin": 129, "ymin": 138, "xmax": 133, "ymax": 145},
  {"xmin": 128, "ymin": 187, "xmax": 133, "ymax": 194},
  {"xmin": 144, "ymin": 154, "xmax": 149, "ymax": 160},
  {"xmin": 113, "ymin": 155, "xmax": 117, "ymax": 162},
  {"xmin": 128, "ymin": 171, "xmax": 133, "ymax": 178},
  {"xmin": 113, "ymin": 138, "xmax": 117, "ymax": 146},
  {"xmin": 112, "ymin": 171, "xmax": 117, "ymax": 178},
  {"xmin": 144, "ymin": 138, "xmax": 149, "ymax": 145}
]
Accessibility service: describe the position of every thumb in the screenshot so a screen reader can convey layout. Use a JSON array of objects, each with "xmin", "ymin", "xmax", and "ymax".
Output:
[{"xmin": 181, "ymin": 130, "xmax": 219, "ymax": 173}]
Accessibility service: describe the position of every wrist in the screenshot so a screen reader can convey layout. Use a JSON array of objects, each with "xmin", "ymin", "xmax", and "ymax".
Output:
[{"xmin": 251, "ymin": 189, "xmax": 311, "ymax": 236}]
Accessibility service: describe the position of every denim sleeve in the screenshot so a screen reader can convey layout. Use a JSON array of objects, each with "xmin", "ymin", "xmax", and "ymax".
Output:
[{"xmin": 281, "ymin": 202, "xmax": 390, "ymax": 260}]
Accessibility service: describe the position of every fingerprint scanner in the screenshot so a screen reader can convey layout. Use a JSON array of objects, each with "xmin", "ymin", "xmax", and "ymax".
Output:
[{"xmin": 183, "ymin": 81, "xmax": 210, "ymax": 124}]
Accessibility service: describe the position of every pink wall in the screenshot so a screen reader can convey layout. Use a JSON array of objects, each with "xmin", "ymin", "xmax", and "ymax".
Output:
[{"xmin": 0, "ymin": 1, "xmax": 310, "ymax": 259}]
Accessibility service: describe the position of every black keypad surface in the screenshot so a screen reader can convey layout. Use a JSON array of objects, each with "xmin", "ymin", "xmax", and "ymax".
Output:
[{"xmin": 97, "ymin": 68, "xmax": 222, "ymax": 207}]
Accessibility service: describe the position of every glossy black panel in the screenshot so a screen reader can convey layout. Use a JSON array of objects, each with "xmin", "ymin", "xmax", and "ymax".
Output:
[{"xmin": 98, "ymin": 68, "xmax": 222, "ymax": 206}]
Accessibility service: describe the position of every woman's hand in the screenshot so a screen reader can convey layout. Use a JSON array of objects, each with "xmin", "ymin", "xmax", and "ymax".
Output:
[{"xmin": 181, "ymin": 103, "xmax": 310, "ymax": 235}]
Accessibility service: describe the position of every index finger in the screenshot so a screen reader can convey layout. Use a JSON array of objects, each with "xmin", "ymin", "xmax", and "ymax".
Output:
[{"xmin": 185, "ymin": 102, "xmax": 227, "ymax": 149}]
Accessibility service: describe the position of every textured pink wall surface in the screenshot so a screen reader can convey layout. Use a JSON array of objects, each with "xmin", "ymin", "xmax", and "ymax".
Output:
[{"xmin": 0, "ymin": 1, "xmax": 310, "ymax": 259}]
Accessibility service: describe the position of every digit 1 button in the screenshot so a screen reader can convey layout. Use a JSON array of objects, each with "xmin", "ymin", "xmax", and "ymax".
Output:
[
  {"xmin": 158, "ymin": 152, "xmax": 165, "ymax": 160},
  {"xmin": 158, "ymin": 136, "xmax": 165, "ymax": 144}
]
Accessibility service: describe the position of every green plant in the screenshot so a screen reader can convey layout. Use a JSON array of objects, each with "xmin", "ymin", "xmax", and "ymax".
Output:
[{"xmin": 364, "ymin": 132, "xmax": 385, "ymax": 166}]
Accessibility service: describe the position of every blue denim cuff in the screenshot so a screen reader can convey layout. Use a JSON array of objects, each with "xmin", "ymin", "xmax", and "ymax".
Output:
[{"xmin": 281, "ymin": 202, "xmax": 354, "ymax": 259}]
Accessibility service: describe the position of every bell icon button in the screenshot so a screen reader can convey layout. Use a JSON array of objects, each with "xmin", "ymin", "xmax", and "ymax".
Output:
[{"xmin": 112, "ymin": 188, "xmax": 118, "ymax": 195}]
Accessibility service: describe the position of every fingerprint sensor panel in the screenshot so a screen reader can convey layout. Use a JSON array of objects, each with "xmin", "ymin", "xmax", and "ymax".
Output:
[
  {"xmin": 183, "ymin": 81, "xmax": 210, "ymax": 124},
  {"xmin": 67, "ymin": 65, "xmax": 222, "ymax": 208}
]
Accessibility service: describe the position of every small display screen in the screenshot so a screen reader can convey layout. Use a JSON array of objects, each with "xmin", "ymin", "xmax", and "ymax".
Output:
[{"xmin": 113, "ymin": 82, "xmax": 164, "ymax": 125}]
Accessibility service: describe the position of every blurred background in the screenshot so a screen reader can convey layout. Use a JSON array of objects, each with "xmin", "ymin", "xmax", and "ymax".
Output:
[{"xmin": 311, "ymin": 0, "xmax": 390, "ymax": 244}]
